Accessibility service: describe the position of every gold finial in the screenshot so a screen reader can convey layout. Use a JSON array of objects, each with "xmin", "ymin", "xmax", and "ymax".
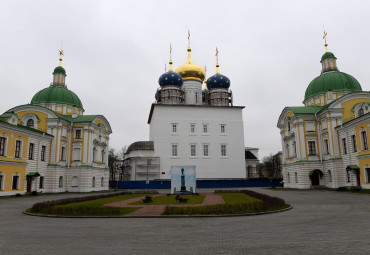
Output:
[
  {"xmin": 168, "ymin": 44, "xmax": 174, "ymax": 71},
  {"xmin": 58, "ymin": 49, "xmax": 64, "ymax": 66},
  {"xmin": 215, "ymin": 47, "xmax": 220, "ymax": 74},
  {"xmin": 323, "ymin": 27, "xmax": 328, "ymax": 52},
  {"xmin": 204, "ymin": 65, "xmax": 208, "ymax": 89}
]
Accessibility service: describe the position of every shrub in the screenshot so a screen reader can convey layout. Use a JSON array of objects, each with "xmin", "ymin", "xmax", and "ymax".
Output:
[
  {"xmin": 142, "ymin": 196, "xmax": 153, "ymax": 203},
  {"xmin": 337, "ymin": 187, "xmax": 348, "ymax": 191}
]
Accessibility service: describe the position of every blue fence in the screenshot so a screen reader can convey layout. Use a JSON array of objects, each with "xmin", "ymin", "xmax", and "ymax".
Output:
[{"xmin": 110, "ymin": 179, "xmax": 282, "ymax": 190}]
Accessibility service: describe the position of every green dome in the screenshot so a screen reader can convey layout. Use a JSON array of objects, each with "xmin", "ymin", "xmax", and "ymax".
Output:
[
  {"xmin": 304, "ymin": 72, "xmax": 362, "ymax": 100},
  {"xmin": 31, "ymin": 85, "xmax": 83, "ymax": 109},
  {"xmin": 321, "ymin": 52, "xmax": 336, "ymax": 61},
  {"xmin": 53, "ymin": 66, "xmax": 66, "ymax": 75}
]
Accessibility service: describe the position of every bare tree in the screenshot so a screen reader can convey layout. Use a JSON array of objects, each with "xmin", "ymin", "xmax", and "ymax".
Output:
[{"xmin": 261, "ymin": 153, "xmax": 282, "ymax": 179}]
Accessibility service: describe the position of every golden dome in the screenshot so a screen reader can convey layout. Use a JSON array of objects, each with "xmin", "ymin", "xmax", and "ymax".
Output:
[{"xmin": 175, "ymin": 47, "xmax": 206, "ymax": 82}]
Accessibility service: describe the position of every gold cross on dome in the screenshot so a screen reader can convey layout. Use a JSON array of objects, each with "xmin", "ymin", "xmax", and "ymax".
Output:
[
  {"xmin": 188, "ymin": 29, "xmax": 191, "ymax": 47},
  {"xmin": 323, "ymin": 29, "xmax": 328, "ymax": 52},
  {"xmin": 215, "ymin": 47, "xmax": 219, "ymax": 65}
]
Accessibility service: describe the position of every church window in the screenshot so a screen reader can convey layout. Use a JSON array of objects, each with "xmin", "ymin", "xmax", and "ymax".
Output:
[
  {"xmin": 93, "ymin": 147, "xmax": 97, "ymax": 162},
  {"xmin": 203, "ymin": 124, "xmax": 208, "ymax": 133},
  {"xmin": 190, "ymin": 144, "xmax": 196, "ymax": 157},
  {"xmin": 12, "ymin": 175, "xmax": 19, "ymax": 190},
  {"xmin": 92, "ymin": 177, "xmax": 95, "ymax": 187},
  {"xmin": 308, "ymin": 141, "xmax": 316, "ymax": 155},
  {"xmin": 0, "ymin": 137, "xmax": 6, "ymax": 156},
  {"xmin": 295, "ymin": 172, "xmax": 298, "ymax": 183},
  {"xmin": 0, "ymin": 173, "xmax": 4, "ymax": 190},
  {"xmin": 101, "ymin": 149, "xmax": 105, "ymax": 163},
  {"xmin": 288, "ymin": 121, "xmax": 291, "ymax": 131},
  {"xmin": 347, "ymin": 172, "xmax": 351, "ymax": 183},
  {"xmin": 352, "ymin": 135, "xmax": 357, "ymax": 152},
  {"xmin": 287, "ymin": 173, "xmax": 290, "ymax": 183},
  {"xmin": 101, "ymin": 177, "xmax": 104, "ymax": 187},
  {"xmin": 59, "ymin": 176, "xmax": 63, "ymax": 188},
  {"xmin": 358, "ymin": 108, "xmax": 364, "ymax": 116},
  {"xmin": 285, "ymin": 144, "xmax": 289, "ymax": 159},
  {"xmin": 28, "ymin": 143, "xmax": 34, "ymax": 160},
  {"xmin": 172, "ymin": 124, "xmax": 177, "ymax": 133},
  {"xmin": 61, "ymin": 146, "xmax": 66, "ymax": 161},
  {"xmin": 27, "ymin": 119, "xmax": 34, "ymax": 128},
  {"xmin": 75, "ymin": 130, "xmax": 82, "ymax": 139},
  {"xmin": 71, "ymin": 176, "xmax": 79, "ymax": 187},
  {"xmin": 41, "ymin": 145, "xmax": 46, "ymax": 161},
  {"xmin": 342, "ymin": 138, "xmax": 347, "ymax": 154},
  {"xmin": 293, "ymin": 141, "xmax": 297, "ymax": 156},
  {"xmin": 221, "ymin": 144, "xmax": 227, "ymax": 157},
  {"xmin": 366, "ymin": 168, "xmax": 370, "ymax": 183},
  {"xmin": 39, "ymin": 176, "xmax": 44, "ymax": 189},
  {"xmin": 324, "ymin": 139, "xmax": 329, "ymax": 155},
  {"xmin": 171, "ymin": 144, "xmax": 178, "ymax": 157},
  {"xmin": 361, "ymin": 130, "xmax": 368, "ymax": 150},
  {"xmin": 15, "ymin": 140, "xmax": 22, "ymax": 158},
  {"xmin": 190, "ymin": 124, "xmax": 195, "ymax": 133},
  {"xmin": 220, "ymin": 124, "xmax": 226, "ymax": 134},
  {"xmin": 203, "ymin": 144, "xmax": 209, "ymax": 157}
]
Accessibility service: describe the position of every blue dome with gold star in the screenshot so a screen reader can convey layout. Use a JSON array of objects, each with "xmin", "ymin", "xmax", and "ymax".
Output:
[
  {"xmin": 158, "ymin": 71, "xmax": 183, "ymax": 87},
  {"xmin": 207, "ymin": 73, "xmax": 230, "ymax": 90}
]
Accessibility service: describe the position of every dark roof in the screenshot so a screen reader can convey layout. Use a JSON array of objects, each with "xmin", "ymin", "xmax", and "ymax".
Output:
[
  {"xmin": 245, "ymin": 150, "xmax": 257, "ymax": 160},
  {"xmin": 126, "ymin": 141, "xmax": 154, "ymax": 154}
]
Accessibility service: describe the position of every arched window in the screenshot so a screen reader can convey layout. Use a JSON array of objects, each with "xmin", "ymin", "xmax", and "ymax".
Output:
[
  {"xmin": 71, "ymin": 176, "xmax": 79, "ymax": 187},
  {"xmin": 101, "ymin": 177, "xmax": 104, "ymax": 187},
  {"xmin": 59, "ymin": 176, "xmax": 63, "ymax": 188},
  {"xmin": 358, "ymin": 108, "xmax": 364, "ymax": 116},
  {"xmin": 287, "ymin": 172, "xmax": 291, "ymax": 183},
  {"xmin": 295, "ymin": 172, "xmax": 298, "ymax": 183},
  {"xmin": 27, "ymin": 119, "xmax": 34, "ymax": 128},
  {"xmin": 92, "ymin": 177, "xmax": 96, "ymax": 187},
  {"xmin": 101, "ymin": 149, "xmax": 105, "ymax": 163},
  {"xmin": 327, "ymin": 170, "xmax": 332, "ymax": 182},
  {"xmin": 93, "ymin": 147, "xmax": 97, "ymax": 162}
]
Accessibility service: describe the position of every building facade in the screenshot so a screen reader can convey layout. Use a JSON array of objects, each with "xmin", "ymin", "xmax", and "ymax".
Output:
[
  {"xmin": 277, "ymin": 35, "xmax": 370, "ymax": 189},
  {"xmin": 124, "ymin": 37, "xmax": 247, "ymax": 181},
  {"xmin": 0, "ymin": 51, "xmax": 112, "ymax": 195}
]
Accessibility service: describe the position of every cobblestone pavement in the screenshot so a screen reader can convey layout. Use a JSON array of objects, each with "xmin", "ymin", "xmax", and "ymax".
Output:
[{"xmin": 1, "ymin": 188, "xmax": 370, "ymax": 255}]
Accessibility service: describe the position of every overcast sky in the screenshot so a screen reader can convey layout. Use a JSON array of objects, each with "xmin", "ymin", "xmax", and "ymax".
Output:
[{"xmin": 1, "ymin": 0, "xmax": 370, "ymax": 159}]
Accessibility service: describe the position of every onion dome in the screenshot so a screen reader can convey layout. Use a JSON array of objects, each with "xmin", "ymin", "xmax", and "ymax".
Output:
[
  {"xmin": 158, "ymin": 45, "xmax": 183, "ymax": 87},
  {"xmin": 206, "ymin": 47, "xmax": 230, "ymax": 89},
  {"xmin": 304, "ymin": 31, "xmax": 362, "ymax": 101},
  {"xmin": 175, "ymin": 32, "xmax": 205, "ymax": 81},
  {"xmin": 31, "ymin": 85, "xmax": 83, "ymax": 109}
]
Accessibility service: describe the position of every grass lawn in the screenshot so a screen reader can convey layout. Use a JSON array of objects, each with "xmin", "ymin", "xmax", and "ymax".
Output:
[
  {"xmin": 27, "ymin": 194, "xmax": 144, "ymax": 216},
  {"xmin": 131, "ymin": 195, "xmax": 205, "ymax": 205},
  {"xmin": 220, "ymin": 193, "xmax": 261, "ymax": 204}
]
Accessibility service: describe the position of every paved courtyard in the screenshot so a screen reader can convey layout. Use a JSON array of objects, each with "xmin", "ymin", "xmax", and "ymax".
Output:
[{"xmin": 1, "ymin": 188, "xmax": 370, "ymax": 255}]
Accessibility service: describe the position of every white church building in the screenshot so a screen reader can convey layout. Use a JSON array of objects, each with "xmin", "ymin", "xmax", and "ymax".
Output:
[{"xmin": 123, "ymin": 38, "xmax": 247, "ymax": 181}]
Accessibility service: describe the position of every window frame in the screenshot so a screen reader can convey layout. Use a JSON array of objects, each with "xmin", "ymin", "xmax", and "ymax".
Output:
[
  {"xmin": 39, "ymin": 176, "xmax": 44, "ymax": 189},
  {"xmin": 12, "ymin": 175, "xmax": 20, "ymax": 190},
  {"xmin": 41, "ymin": 145, "xmax": 46, "ymax": 161},
  {"xmin": 361, "ymin": 130, "xmax": 368, "ymax": 150},
  {"xmin": 0, "ymin": 136, "xmax": 7, "ymax": 156},
  {"xmin": 308, "ymin": 141, "xmax": 316, "ymax": 155},
  {"xmin": 75, "ymin": 129, "xmax": 82, "ymax": 139},
  {"xmin": 171, "ymin": 144, "xmax": 178, "ymax": 157},
  {"xmin": 28, "ymin": 143, "xmax": 34, "ymax": 160},
  {"xmin": 342, "ymin": 138, "xmax": 347, "ymax": 154},
  {"xmin": 203, "ymin": 144, "xmax": 209, "ymax": 157},
  {"xmin": 190, "ymin": 144, "xmax": 196, "ymax": 157},
  {"xmin": 14, "ymin": 140, "xmax": 22, "ymax": 158},
  {"xmin": 221, "ymin": 144, "xmax": 227, "ymax": 157},
  {"xmin": 220, "ymin": 124, "xmax": 226, "ymax": 134},
  {"xmin": 352, "ymin": 135, "xmax": 357, "ymax": 152},
  {"xmin": 202, "ymin": 124, "xmax": 208, "ymax": 134}
]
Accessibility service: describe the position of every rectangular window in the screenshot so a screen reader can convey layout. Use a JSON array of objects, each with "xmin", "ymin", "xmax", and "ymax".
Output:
[
  {"xmin": 221, "ymin": 144, "xmax": 227, "ymax": 157},
  {"xmin": 352, "ymin": 135, "xmax": 357, "ymax": 152},
  {"xmin": 308, "ymin": 141, "xmax": 316, "ymax": 155},
  {"xmin": 220, "ymin": 124, "xmax": 226, "ymax": 134},
  {"xmin": 190, "ymin": 144, "xmax": 196, "ymax": 157},
  {"xmin": 0, "ymin": 174, "xmax": 3, "ymax": 190},
  {"xmin": 39, "ymin": 176, "xmax": 44, "ymax": 189},
  {"xmin": 15, "ymin": 140, "xmax": 21, "ymax": 158},
  {"xmin": 172, "ymin": 145, "xmax": 178, "ymax": 157},
  {"xmin": 366, "ymin": 168, "xmax": 370, "ymax": 183},
  {"xmin": 324, "ymin": 139, "xmax": 329, "ymax": 155},
  {"xmin": 12, "ymin": 175, "xmax": 19, "ymax": 190},
  {"xmin": 203, "ymin": 124, "xmax": 208, "ymax": 133},
  {"xmin": 203, "ymin": 144, "xmax": 209, "ymax": 157},
  {"xmin": 362, "ymin": 131, "xmax": 368, "ymax": 150},
  {"xmin": 172, "ymin": 124, "xmax": 177, "ymax": 133},
  {"xmin": 41, "ymin": 146, "xmax": 46, "ymax": 161},
  {"xmin": 61, "ymin": 147, "xmax": 66, "ymax": 161},
  {"xmin": 342, "ymin": 138, "xmax": 347, "ymax": 154},
  {"xmin": 0, "ymin": 137, "xmax": 6, "ymax": 156},
  {"xmin": 190, "ymin": 124, "xmax": 195, "ymax": 133},
  {"xmin": 28, "ymin": 143, "xmax": 34, "ymax": 160},
  {"xmin": 75, "ymin": 129, "xmax": 82, "ymax": 139}
]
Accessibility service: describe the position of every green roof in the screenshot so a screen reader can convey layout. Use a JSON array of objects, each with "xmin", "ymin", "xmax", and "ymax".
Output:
[
  {"xmin": 321, "ymin": 52, "xmax": 336, "ymax": 61},
  {"xmin": 31, "ymin": 85, "xmax": 83, "ymax": 109},
  {"xmin": 53, "ymin": 66, "xmax": 66, "ymax": 75},
  {"xmin": 54, "ymin": 112, "xmax": 98, "ymax": 123},
  {"xmin": 304, "ymin": 71, "xmax": 362, "ymax": 100},
  {"xmin": 0, "ymin": 120, "xmax": 53, "ymax": 137},
  {"xmin": 288, "ymin": 106, "xmax": 322, "ymax": 115}
]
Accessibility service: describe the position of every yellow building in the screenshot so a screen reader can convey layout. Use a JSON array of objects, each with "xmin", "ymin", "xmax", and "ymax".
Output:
[
  {"xmin": 0, "ymin": 51, "xmax": 112, "ymax": 195},
  {"xmin": 277, "ymin": 33, "xmax": 370, "ymax": 189}
]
